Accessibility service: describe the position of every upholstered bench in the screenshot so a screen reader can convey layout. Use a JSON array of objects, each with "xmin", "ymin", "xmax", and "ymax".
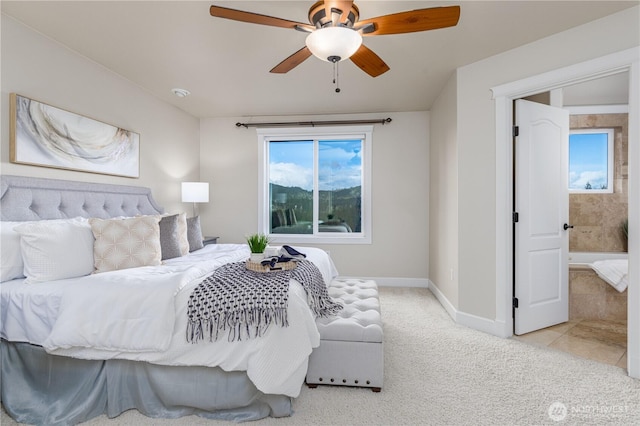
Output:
[{"xmin": 306, "ymin": 278, "xmax": 383, "ymax": 392}]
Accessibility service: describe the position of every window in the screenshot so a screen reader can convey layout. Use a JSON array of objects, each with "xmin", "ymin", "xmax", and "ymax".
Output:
[
  {"xmin": 257, "ymin": 126, "xmax": 372, "ymax": 244},
  {"xmin": 568, "ymin": 128, "xmax": 614, "ymax": 193}
]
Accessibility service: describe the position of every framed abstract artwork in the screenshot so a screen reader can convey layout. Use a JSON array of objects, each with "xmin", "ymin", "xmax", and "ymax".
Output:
[{"xmin": 9, "ymin": 93, "xmax": 140, "ymax": 178}]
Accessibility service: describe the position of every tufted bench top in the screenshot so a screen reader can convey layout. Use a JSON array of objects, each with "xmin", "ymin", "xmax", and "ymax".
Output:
[{"xmin": 316, "ymin": 279, "xmax": 382, "ymax": 343}]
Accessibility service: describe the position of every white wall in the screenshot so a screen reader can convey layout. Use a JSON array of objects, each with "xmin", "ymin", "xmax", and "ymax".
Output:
[
  {"xmin": 199, "ymin": 111, "xmax": 430, "ymax": 281},
  {"xmin": 429, "ymin": 71, "xmax": 459, "ymax": 308},
  {"xmin": 0, "ymin": 13, "xmax": 430, "ymax": 283},
  {"xmin": 0, "ymin": 15, "xmax": 200, "ymax": 213},
  {"xmin": 456, "ymin": 6, "xmax": 640, "ymax": 319}
]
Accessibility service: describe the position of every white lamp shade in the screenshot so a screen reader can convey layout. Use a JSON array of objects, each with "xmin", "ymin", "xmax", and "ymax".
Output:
[
  {"xmin": 305, "ymin": 27, "xmax": 363, "ymax": 62},
  {"xmin": 181, "ymin": 182, "xmax": 209, "ymax": 203}
]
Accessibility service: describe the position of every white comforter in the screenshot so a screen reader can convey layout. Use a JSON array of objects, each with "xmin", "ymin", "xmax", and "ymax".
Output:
[{"xmin": 0, "ymin": 244, "xmax": 338, "ymax": 397}]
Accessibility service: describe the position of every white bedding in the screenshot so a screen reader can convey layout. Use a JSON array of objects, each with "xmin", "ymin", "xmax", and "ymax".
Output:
[{"xmin": 0, "ymin": 244, "xmax": 338, "ymax": 397}]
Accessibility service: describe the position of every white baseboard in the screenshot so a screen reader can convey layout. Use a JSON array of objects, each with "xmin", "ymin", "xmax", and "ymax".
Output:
[
  {"xmin": 428, "ymin": 279, "xmax": 510, "ymax": 338},
  {"xmin": 336, "ymin": 276, "xmax": 510, "ymax": 338},
  {"xmin": 629, "ymin": 352, "xmax": 640, "ymax": 379},
  {"xmin": 457, "ymin": 312, "xmax": 510, "ymax": 338},
  {"xmin": 425, "ymin": 279, "xmax": 457, "ymax": 320},
  {"xmin": 336, "ymin": 276, "xmax": 428, "ymax": 288}
]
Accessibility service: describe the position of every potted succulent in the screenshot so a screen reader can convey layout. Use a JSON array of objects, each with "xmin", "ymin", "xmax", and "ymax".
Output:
[{"xmin": 246, "ymin": 233, "xmax": 269, "ymax": 262}]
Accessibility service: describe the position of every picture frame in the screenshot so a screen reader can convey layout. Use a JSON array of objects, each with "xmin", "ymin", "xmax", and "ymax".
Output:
[{"xmin": 9, "ymin": 93, "xmax": 140, "ymax": 178}]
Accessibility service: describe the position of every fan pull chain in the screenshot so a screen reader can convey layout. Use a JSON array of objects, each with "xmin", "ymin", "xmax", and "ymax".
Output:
[
  {"xmin": 332, "ymin": 58, "xmax": 340, "ymax": 93},
  {"xmin": 327, "ymin": 55, "xmax": 341, "ymax": 93}
]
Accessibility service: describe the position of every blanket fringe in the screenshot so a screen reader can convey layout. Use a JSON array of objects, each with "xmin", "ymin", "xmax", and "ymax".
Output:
[
  {"xmin": 186, "ymin": 260, "xmax": 341, "ymax": 343},
  {"xmin": 188, "ymin": 307, "xmax": 289, "ymax": 343}
]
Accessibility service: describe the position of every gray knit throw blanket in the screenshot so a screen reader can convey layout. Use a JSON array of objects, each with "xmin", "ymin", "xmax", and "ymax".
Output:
[{"xmin": 186, "ymin": 260, "xmax": 342, "ymax": 343}]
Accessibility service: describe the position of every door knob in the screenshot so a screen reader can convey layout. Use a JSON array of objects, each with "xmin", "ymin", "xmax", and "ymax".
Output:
[{"xmin": 563, "ymin": 223, "xmax": 574, "ymax": 230}]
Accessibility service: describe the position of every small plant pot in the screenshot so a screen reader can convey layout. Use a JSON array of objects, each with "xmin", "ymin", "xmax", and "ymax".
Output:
[{"xmin": 250, "ymin": 253, "xmax": 264, "ymax": 263}]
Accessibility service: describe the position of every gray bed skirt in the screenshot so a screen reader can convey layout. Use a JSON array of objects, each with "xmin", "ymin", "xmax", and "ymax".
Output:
[{"xmin": 1, "ymin": 340, "xmax": 292, "ymax": 425}]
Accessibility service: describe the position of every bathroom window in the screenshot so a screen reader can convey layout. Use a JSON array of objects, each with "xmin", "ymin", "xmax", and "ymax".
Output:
[
  {"xmin": 568, "ymin": 128, "xmax": 614, "ymax": 193},
  {"xmin": 257, "ymin": 126, "xmax": 372, "ymax": 244}
]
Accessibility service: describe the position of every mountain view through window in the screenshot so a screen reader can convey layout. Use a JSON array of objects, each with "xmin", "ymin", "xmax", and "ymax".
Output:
[{"xmin": 268, "ymin": 139, "xmax": 362, "ymax": 235}]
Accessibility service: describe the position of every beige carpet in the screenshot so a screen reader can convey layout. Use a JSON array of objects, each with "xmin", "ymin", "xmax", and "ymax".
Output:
[{"xmin": 3, "ymin": 287, "xmax": 639, "ymax": 425}]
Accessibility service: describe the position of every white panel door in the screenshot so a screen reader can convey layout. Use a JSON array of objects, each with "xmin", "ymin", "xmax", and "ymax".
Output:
[{"xmin": 514, "ymin": 99, "xmax": 570, "ymax": 335}]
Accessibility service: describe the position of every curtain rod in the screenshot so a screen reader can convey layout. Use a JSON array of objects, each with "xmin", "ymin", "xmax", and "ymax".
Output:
[{"xmin": 235, "ymin": 117, "xmax": 392, "ymax": 128}]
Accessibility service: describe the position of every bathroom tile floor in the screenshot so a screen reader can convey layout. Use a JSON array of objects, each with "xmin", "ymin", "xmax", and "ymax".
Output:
[{"xmin": 514, "ymin": 319, "xmax": 628, "ymax": 369}]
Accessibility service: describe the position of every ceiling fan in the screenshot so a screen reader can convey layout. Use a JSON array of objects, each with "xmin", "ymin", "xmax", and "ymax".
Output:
[{"xmin": 209, "ymin": 1, "xmax": 460, "ymax": 78}]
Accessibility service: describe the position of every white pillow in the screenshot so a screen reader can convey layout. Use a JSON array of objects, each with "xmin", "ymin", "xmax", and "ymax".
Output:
[
  {"xmin": 14, "ymin": 219, "xmax": 95, "ymax": 284},
  {"xmin": 176, "ymin": 212, "xmax": 189, "ymax": 256},
  {"xmin": 1, "ymin": 221, "xmax": 26, "ymax": 282},
  {"xmin": 90, "ymin": 216, "xmax": 162, "ymax": 273}
]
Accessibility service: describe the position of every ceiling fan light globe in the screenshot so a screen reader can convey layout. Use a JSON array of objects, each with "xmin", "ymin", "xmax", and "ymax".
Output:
[{"xmin": 305, "ymin": 26, "xmax": 362, "ymax": 62}]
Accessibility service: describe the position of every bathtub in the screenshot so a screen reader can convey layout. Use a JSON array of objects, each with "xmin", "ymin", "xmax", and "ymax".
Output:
[
  {"xmin": 569, "ymin": 251, "xmax": 629, "ymax": 293},
  {"xmin": 569, "ymin": 251, "xmax": 628, "ymax": 269},
  {"xmin": 568, "ymin": 252, "xmax": 629, "ymax": 320}
]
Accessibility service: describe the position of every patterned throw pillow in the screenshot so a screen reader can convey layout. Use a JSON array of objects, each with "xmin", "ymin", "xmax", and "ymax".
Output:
[{"xmin": 90, "ymin": 216, "xmax": 161, "ymax": 273}]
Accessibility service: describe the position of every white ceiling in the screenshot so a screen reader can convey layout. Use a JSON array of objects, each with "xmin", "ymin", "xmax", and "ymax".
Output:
[{"xmin": 2, "ymin": 1, "xmax": 636, "ymax": 118}]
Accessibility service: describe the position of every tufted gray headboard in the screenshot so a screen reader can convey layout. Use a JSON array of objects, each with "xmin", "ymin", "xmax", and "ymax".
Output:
[{"xmin": 0, "ymin": 175, "xmax": 164, "ymax": 221}]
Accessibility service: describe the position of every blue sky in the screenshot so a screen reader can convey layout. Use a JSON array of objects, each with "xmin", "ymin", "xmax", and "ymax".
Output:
[
  {"xmin": 269, "ymin": 139, "xmax": 362, "ymax": 190},
  {"xmin": 569, "ymin": 132, "xmax": 608, "ymax": 190}
]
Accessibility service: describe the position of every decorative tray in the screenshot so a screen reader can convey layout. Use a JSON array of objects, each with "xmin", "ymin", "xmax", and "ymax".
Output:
[{"xmin": 246, "ymin": 260, "xmax": 297, "ymax": 273}]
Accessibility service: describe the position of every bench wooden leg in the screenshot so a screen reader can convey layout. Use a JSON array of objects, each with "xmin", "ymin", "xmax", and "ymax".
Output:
[
  {"xmin": 371, "ymin": 387, "xmax": 381, "ymax": 393},
  {"xmin": 306, "ymin": 383, "xmax": 318, "ymax": 389}
]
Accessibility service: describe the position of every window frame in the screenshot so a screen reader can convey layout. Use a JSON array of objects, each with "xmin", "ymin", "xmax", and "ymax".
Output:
[
  {"xmin": 257, "ymin": 125, "xmax": 372, "ymax": 244},
  {"xmin": 568, "ymin": 128, "xmax": 615, "ymax": 194}
]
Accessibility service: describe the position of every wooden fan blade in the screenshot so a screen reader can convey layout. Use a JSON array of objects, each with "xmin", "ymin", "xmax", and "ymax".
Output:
[
  {"xmin": 270, "ymin": 47, "xmax": 313, "ymax": 74},
  {"xmin": 350, "ymin": 45, "xmax": 390, "ymax": 78},
  {"xmin": 359, "ymin": 6, "xmax": 460, "ymax": 36},
  {"xmin": 210, "ymin": 5, "xmax": 312, "ymax": 30},
  {"xmin": 324, "ymin": 1, "xmax": 354, "ymax": 24}
]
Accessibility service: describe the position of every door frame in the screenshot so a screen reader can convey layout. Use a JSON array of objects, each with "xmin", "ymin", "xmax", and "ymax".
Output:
[{"xmin": 491, "ymin": 47, "xmax": 639, "ymax": 378}]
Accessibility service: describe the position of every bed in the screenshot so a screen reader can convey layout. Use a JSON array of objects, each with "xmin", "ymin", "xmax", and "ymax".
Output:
[{"xmin": 0, "ymin": 174, "xmax": 339, "ymax": 425}]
